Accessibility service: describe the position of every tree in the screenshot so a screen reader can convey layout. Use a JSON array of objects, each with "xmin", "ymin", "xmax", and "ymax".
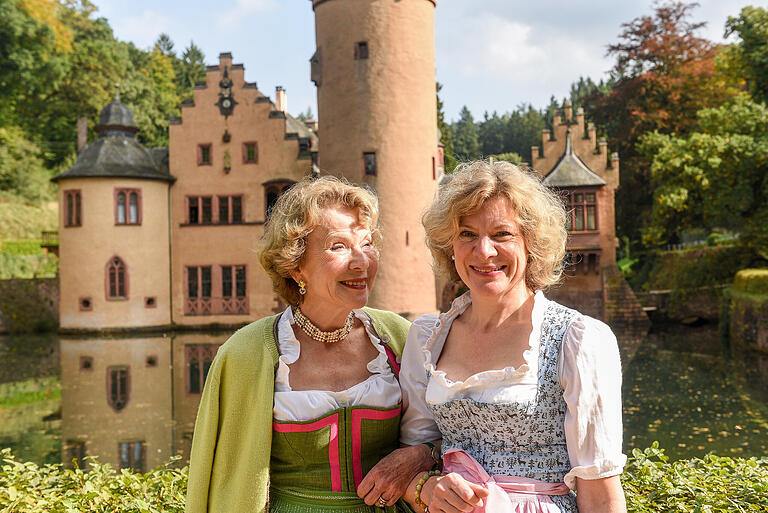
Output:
[
  {"xmin": 0, "ymin": 127, "xmax": 52, "ymax": 201},
  {"xmin": 724, "ymin": 6, "xmax": 768, "ymax": 105},
  {"xmin": 505, "ymin": 104, "xmax": 546, "ymax": 163},
  {"xmin": 479, "ymin": 111, "xmax": 506, "ymax": 157},
  {"xmin": 588, "ymin": 1, "xmax": 739, "ymax": 244},
  {"xmin": 155, "ymin": 33, "xmax": 175, "ymax": 57},
  {"xmin": 639, "ymin": 94, "xmax": 768, "ymax": 252},
  {"xmin": 452, "ymin": 106, "xmax": 480, "ymax": 161},
  {"xmin": 436, "ymin": 82, "xmax": 456, "ymax": 172}
]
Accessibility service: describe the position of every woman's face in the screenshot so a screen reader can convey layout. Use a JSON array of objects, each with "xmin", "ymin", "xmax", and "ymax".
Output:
[
  {"xmin": 452, "ymin": 195, "xmax": 530, "ymax": 300},
  {"xmin": 294, "ymin": 206, "xmax": 378, "ymax": 312}
]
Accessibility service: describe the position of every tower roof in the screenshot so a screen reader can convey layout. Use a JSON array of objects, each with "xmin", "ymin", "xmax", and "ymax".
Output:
[
  {"xmin": 542, "ymin": 130, "xmax": 605, "ymax": 187},
  {"xmin": 53, "ymin": 86, "xmax": 174, "ymax": 183}
]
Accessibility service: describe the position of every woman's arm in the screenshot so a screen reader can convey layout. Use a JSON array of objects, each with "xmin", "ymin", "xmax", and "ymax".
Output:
[
  {"xmin": 357, "ymin": 443, "xmax": 437, "ymax": 507},
  {"xmin": 576, "ymin": 476, "xmax": 626, "ymax": 513},
  {"xmin": 402, "ymin": 470, "xmax": 488, "ymax": 513}
]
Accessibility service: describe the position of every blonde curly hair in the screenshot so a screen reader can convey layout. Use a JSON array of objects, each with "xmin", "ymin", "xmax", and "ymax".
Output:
[
  {"xmin": 423, "ymin": 160, "xmax": 567, "ymax": 291},
  {"xmin": 259, "ymin": 176, "xmax": 380, "ymax": 305}
]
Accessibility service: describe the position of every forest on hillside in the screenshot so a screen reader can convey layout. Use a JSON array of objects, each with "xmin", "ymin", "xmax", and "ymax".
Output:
[{"xmin": 1, "ymin": 1, "xmax": 767, "ymax": 279}]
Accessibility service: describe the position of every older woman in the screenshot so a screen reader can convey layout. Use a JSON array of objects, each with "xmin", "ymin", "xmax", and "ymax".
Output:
[
  {"xmin": 398, "ymin": 161, "xmax": 627, "ymax": 513},
  {"xmin": 185, "ymin": 176, "xmax": 433, "ymax": 513}
]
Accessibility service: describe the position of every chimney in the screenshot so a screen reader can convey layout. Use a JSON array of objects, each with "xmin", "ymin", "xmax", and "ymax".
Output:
[
  {"xmin": 304, "ymin": 119, "xmax": 318, "ymax": 132},
  {"xmin": 275, "ymin": 86, "xmax": 287, "ymax": 113},
  {"xmin": 76, "ymin": 117, "xmax": 88, "ymax": 153}
]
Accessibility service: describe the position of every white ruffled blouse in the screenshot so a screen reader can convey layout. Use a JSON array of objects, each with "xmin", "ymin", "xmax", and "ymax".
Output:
[
  {"xmin": 399, "ymin": 291, "xmax": 627, "ymax": 488},
  {"xmin": 273, "ymin": 307, "xmax": 402, "ymax": 422}
]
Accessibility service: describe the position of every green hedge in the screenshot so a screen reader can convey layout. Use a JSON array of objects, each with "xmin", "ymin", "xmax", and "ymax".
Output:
[
  {"xmin": 734, "ymin": 268, "xmax": 768, "ymax": 295},
  {"xmin": 1, "ymin": 444, "xmax": 766, "ymax": 512}
]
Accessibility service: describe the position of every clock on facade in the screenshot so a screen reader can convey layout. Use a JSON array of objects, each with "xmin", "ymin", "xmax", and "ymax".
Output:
[{"xmin": 216, "ymin": 66, "xmax": 237, "ymax": 117}]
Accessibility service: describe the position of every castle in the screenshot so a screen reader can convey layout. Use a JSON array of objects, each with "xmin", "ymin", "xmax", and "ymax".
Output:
[{"xmin": 53, "ymin": 0, "xmax": 645, "ymax": 340}]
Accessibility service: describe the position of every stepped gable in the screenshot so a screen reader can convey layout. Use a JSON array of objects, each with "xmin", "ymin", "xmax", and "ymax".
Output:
[{"xmin": 53, "ymin": 86, "xmax": 174, "ymax": 183}]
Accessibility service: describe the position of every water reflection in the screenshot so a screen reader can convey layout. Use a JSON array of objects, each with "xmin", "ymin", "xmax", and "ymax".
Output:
[
  {"xmin": 59, "ymin": 332, "xmax": 227, "ymax": 471},
  {"xmin": 1, "ymin": 325, "xmax": 767, "ymax": 468}
]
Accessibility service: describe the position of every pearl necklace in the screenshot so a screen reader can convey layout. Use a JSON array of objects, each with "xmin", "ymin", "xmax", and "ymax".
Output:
[{"xmin": 293, "ymin": 307, "xmax": 355, "ymax": 343}]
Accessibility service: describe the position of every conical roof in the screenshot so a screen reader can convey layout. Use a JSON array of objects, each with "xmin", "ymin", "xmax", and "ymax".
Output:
[{"xmin": 52, "ymin": 85, "xmax": 174, "ymax": 183}]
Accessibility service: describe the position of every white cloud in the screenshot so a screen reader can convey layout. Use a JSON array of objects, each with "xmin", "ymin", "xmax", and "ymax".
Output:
[
  {"xmin": 438, "ymin": 11, "xmax": 613, "ymax": 116},
  {"xmin": 216, "ymin": 0, "xmax": 278, "ymax": 29}
]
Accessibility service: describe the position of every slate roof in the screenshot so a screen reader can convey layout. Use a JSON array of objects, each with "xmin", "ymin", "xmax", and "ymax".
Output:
[
  {"xmin": 53, "ymin": 90, "xmax": 174, "ymax": 183},
  {"xmin": 542, "ymin": 130, "xmax": 605, "ymax": 187}
]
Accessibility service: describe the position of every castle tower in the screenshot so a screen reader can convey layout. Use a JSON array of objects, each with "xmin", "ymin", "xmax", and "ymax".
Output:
[
  {"xmin": 310, "ymin": 0, "xmax": 439, "ymax": 317},
  {"xmin": 53, "ymin": 88, "xmax": 174, "ymax": 330}
]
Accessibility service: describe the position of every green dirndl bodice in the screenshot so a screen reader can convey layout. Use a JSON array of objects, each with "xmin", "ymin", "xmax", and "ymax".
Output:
[{"xmin": 269, "ymin": 404, "xmax": 413, "ymax": 513}]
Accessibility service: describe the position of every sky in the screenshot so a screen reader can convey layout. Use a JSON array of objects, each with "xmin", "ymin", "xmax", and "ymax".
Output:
[{"xmin": 91, "ymin": 0, "xmax": 762, "ymax": 122}]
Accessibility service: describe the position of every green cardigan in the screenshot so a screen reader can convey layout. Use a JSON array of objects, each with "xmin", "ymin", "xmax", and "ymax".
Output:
[{"xmin": 184, "ymin": 307, "xmax": 411, "ymax": 513}]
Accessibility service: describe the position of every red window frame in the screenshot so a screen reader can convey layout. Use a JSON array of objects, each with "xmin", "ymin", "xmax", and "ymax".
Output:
[
  {"xmin": 107, "ymin": 365, "xmax": 130, "ymax": 412},
  {"xmin": 63, "ymin": 189, "xmax": 82, "ymax": 227},
  {"xmin": 118, "ymin": 441, "xmax": 145, "ymax": 472},
  {"xmin": 105, "ymin": 256, "xmax": 128, "ymax": 299},
  {"xmin": 185, "ymin": 344, "xmax": 222, "ymax": 394},
  {"xmin": 264, "ymin": 181, "xmax": 295, "ymax": 218},
  {"xmin": 354, "ymin": 41, "xmax": 369, "ymax": 59},
  {"xmin": 114, "ymin": 188, "xmax": 142, "ymax": 225},
  {"xmin": 197, "ymin": 144, "xmax": 212, "ymax": 166},
  {"xmin": 565, "ymin": 189, "xmax": 598, "ymax": 232}
]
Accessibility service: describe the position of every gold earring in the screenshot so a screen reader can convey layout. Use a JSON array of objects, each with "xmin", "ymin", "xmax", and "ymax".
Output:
[{"xmin": 298, "ymin": 280, "xmax": 306, "ymax": 295}]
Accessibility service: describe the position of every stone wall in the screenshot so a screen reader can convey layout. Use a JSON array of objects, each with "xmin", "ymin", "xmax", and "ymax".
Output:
[{"xmin": 0, "ymin": 278, "xmax": 59, "ymax": 334}]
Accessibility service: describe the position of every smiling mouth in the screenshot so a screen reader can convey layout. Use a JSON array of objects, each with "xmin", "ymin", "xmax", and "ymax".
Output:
[
  {"xmin": 340, "ymin": 279, "xmax": 367, "ymax": 289},
  {"xmin": 469, "ymin": 265, "xmax": 507, "ymax": 274}
]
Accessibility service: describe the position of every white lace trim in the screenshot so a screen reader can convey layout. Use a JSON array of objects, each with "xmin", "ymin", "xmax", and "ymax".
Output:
[
  {"xmin": 421, "ymin": 291, "xmax": 545, "ymax": 391},
  {"xmin": 273, "ymin": 306, "xmax": 401, "ymax": 422}
]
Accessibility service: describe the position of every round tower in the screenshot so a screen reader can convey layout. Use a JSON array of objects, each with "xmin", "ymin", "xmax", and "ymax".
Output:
[
  {"xmin": 311, "ymin": 0, "xmax": 439, "ymax": 316},
  {"xmin": 53, "ymin": 88, "xmax": 174, "ymax": 330}
]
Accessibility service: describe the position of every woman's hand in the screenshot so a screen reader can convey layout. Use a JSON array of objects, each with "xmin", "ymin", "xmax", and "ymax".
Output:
[
  {"xmin": 418, "ymin": 472, "xmax": 489, "ymax": 513},
  {"xmin": 357, "ymin": 444, "xmax": 435, "ymax": 507}
]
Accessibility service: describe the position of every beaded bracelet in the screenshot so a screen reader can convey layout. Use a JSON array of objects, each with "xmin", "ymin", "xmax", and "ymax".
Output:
[{"xmin": 414, "ymin": 469, "xmax": 442, "ymax": 512}]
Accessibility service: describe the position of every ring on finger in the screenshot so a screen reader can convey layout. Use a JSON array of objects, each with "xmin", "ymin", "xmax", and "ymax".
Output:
[{"xmin": 376, "ymin": 495, "xmax": 388, "ymax": 508}]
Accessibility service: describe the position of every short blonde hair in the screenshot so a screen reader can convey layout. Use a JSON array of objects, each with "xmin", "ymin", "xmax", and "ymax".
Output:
[
  {"xmin": 423, "ymin": 160, "xmax": 567, "ymax": 291},
  {"xmin": 259, "ymin": 176, "xmax": 380, "ymax": 305}
]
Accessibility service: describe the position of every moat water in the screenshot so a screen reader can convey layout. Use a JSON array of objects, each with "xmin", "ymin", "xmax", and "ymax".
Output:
[{"xmin": 0, "ymin": 322, "xmax": 766, "ymax": 470}]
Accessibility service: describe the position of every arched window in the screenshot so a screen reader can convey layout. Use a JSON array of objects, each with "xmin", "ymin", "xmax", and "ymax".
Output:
[
  {"xmin": 107, "ymin": 365, "xmax": 130, "ymax": 411},
  {"xmin": 117, "ymin": 192, "xmax": 126, "ymax": 224},
  {"xmin": 106, "ymin": 256, "xmax": 128, "ymax": 299}
]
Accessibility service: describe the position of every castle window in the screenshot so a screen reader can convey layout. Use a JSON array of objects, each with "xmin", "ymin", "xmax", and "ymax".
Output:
[
  {"xmin": 565, "ymin": 190, "xmax": 597, "ymax": 231},
  {"xmin": 187, "ymin": 196, "xmax": 213, "ymax": 224},
  {"xmin": 242, "ymin": 142, "xmax": 258, "ymax": 164},
  {"xmin": 115, "ymin": 189, "xmax": 141, "ymax": 225},
  {"xmin": 198, "ymin": 144, "xmax": 212, "ymax": 166},
  {"xmin": 218, "ymin": 196, "xmax": 229, "ymax": 224},
  {"xmin": 186, "ymin": 344, "xmax": 221, "ymax": 394},
  {"xmin": 64, "ymin": 190, "xmax": 82, "ymax": 227},
  {"xmin": 363, "ymin": 152, "xmax": 377, "ymax": 176},
  {"xmin": 355, "ymin": 41, "xmax": 369, "ymax": 60},
  {"xmin": 65, "ymin": 440, "xmax": 86, "ymax": 469},
  {"xmin": 298, "ymin": 138, "xmax": 310, "ymax": 155},
  {"xmin": 263, "ymin": 180, "xmax": 296, "ymax": 218},
  {"xmin": 106, "ymin": 256, "xmax": 128, "ymax": 299},
  {"xmin": 119, "ymin": 441, "xmax": 144, "ymax": 472},
  {"xmin": 231, "ymin": 196, "xmax": 242, "ymax": 223},
  {"xmin": 144, "ymin": 296, "xmax": 156, "ymax": 308},
  {"xmin": 185, "ymin": 265, "xmax": 248, "ymax": 316},
  {"xmin": 107, "ymin": 366, "xmax": 129, "ymax": 411}
]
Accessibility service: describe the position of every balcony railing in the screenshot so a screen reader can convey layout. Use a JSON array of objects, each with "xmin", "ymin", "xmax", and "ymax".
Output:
[{"xmin": 184, "ymin": 296, "xmax": 248, "ymax": 316}]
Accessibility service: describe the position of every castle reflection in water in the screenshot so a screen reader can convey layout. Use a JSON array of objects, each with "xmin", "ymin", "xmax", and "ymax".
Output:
[{"xmin": 61, "ymin": 332, "xmax": 227, "ymax": 472}]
